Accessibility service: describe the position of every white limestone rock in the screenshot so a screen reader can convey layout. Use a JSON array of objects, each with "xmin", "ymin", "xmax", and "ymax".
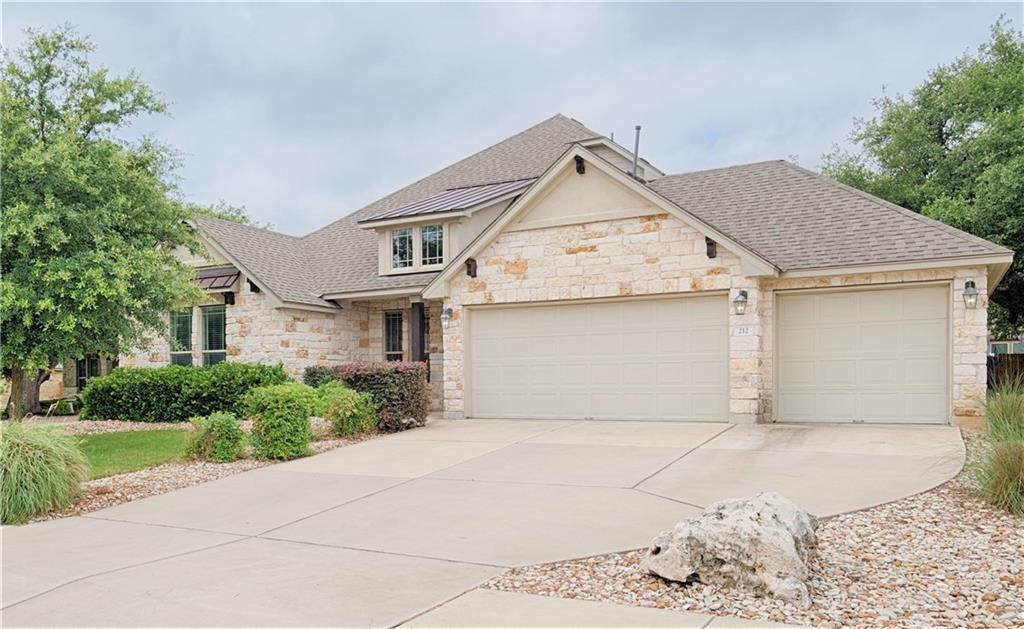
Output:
[{"xmin": 642, "ymin": 491, "xmax": 819, "ymax": 608}]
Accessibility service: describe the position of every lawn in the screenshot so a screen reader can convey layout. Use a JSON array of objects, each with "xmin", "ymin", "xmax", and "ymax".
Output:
[{"xmin": 78, "ymin": 430, "xmax": 191, "ymax": 478}]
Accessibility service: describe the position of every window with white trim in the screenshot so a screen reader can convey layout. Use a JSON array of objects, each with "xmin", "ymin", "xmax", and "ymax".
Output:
[
  {"xmin": 386, "ymin": 223, "xmax": 447, "ymax": 273},
  {"xmin": 421, "ymin": 224, "xmax": 444, "ymax": 266},
  {"xmin": 392, "ymin": 228, "xmax": 413, "ymax": 269}
]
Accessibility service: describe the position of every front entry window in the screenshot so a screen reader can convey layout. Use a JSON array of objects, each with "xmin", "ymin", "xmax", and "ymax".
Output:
[
  {"xmin": 76, "ymin": 355, "xmax": 101, "ymax": 391},
  {"xmin": 384, "ymin": 311, "xmax": 404, "ymax": 361}
]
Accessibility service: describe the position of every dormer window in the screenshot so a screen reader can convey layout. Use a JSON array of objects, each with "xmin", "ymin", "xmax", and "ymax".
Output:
[
  {"xmin": 392, "ymin": 228, "xmax": 414, "ymax": 268},
  {"xmin": 422, "ymin": 224, "xmax": 444, "ymax": 266},
  {"xmin": 386, "ymin": 223, "xmax": 447, "ymax": 273}
]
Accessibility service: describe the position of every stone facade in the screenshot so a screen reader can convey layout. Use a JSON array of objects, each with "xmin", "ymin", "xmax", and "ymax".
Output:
[
  {"xmin": 122, "ymin": 283, "xmax": 446, "ymax": 408},
  {"xmin": 442, "ymin": 212, "xmax": 750, "ymax": 420},
  {"xmin": 440, "ymin": 211, "xmax": 990, "ymax": 426},
  {"xmin": 759, "ymin": 266, "xmax": 989, "ymax": 427}
]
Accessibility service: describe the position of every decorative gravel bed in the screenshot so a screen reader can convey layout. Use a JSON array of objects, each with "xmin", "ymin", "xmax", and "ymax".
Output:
[
  {"xmin": 20, "ymin": 417, "xmax": 192, "ymax": 435},
  {"xmin": 30, "ymin": 418, "xmax": 377, "ymax": 523},
  {"xmin": 485, "ymin": 432, "xmax": 1024, "ymax": 629}
]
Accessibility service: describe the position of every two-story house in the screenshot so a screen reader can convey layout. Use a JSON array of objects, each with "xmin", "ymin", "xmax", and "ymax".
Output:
[{"xmin": 91, "ymin": 114, "xmax": 1011, "ymax": 427}]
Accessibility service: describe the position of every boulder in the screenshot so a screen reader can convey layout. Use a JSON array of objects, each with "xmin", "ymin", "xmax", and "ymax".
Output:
[{"xmin": 642, "ymin": 491, "xmax": 819, "ymax": 608}]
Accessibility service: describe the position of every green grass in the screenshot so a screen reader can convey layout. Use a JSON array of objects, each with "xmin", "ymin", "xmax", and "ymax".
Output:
[{"xmin": 78, "ymin": 430, "xmax": 191, "ymax": 478}]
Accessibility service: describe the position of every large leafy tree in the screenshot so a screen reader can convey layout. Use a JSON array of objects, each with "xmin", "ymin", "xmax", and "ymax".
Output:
[
  {"xmin": 823, "ymin": 20, "xmax": 1023, "ymax": 338},
  {"xmin": 1, "ymin": 26, "xmax": 205, "ymax": 418}
]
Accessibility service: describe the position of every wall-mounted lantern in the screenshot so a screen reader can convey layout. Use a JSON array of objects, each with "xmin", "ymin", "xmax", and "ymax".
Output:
[
  {"xmin": 963, "ymin": 279, "xmax": 979, "ymax": 309},
  {"xmin": 574, "ymin": 155, "xmax": 586, "ymax": 175},
  {"xmin": 440, "ymin": 307, "xmax": 454, "ymax": 330},
  {"xmin": 465, "ymin": 258, "xmax": 478, "ymax": 278},
  {"xmin": 732, "ymin": 290, "xmax": 749, "ymax": 315}
]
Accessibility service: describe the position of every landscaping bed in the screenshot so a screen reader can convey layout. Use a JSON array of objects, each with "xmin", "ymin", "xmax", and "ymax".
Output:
[
  {"xmin": 485, "ymin": 432, "xmax": 1024, "ymax": 629},
  {"xmin": 26, "ymin": 416, "xmax": 378, "ymax": 523}
]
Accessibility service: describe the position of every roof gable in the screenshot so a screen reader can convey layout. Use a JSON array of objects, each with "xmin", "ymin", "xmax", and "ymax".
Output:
[{"xmin": 422, "ymin": 146, "xmax": 777, "ymax": 299}]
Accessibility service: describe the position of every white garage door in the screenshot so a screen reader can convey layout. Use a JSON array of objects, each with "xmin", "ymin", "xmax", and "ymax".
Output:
[
  {"xmin": 467, "ymin": 296, "xmax": 728, "ymax": 421},
  {"xmin": 777, "ymin": 285, "xmax": 948, "ymax": 424}
]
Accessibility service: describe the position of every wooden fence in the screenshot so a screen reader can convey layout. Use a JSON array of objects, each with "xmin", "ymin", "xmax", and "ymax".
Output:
[{"xmin": 988, "ymin": 354, "xmax": 1024, "ymax": 389}]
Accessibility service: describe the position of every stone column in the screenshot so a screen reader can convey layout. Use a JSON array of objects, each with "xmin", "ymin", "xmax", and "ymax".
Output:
[{"xmin": 728, "ymin": 278, "xmax": 767, "ymax": 424}]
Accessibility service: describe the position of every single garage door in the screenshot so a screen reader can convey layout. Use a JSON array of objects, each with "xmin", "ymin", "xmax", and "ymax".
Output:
[
  {"xmin": 467, "ymin": 295, "xmax": 728, "ymax": 421},
  {"xmin": 777, "ymin": 285, "xmax": 948, "ymax": 424}
]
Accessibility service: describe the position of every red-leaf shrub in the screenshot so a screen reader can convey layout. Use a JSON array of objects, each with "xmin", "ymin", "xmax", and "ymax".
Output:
[{"xmin": 305, "ymin": 362, "xmax": 429, "ymax": 432}]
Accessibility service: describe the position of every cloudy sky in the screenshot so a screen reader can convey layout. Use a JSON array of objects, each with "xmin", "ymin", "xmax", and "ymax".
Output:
[{"xmin": 3, "ymin": 2, "xmax": 1017, "ymax": 234}]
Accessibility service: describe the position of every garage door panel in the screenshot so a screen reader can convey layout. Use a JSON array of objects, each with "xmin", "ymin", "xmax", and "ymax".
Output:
[
  {"xmin": 469, "ymin": 296, "xmax": 728, "ymax": 421},
  {"xmin": 904, "ymin": 357, "xmax": 945, "ymax": 385},
  {"xmin": 777, "ymin": 286, "xmax": 947, "ymax": 424},
  {"xmin": 904, "ymin": 321, "xmax": 946, "ymax": 349},
  {"xmin": 860, "ymin": 323, "xmax": 900, "ymax": 350}
]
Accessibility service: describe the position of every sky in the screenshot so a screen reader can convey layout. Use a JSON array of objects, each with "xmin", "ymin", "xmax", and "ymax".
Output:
[{"xmin": 3, "ymin": 2, "xmax": 1018, "ymax": 235}]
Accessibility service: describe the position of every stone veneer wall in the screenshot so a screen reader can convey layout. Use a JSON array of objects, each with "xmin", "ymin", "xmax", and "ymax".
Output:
[
  {"xmin": 122, "ymin": 287, "xmax": 445, "ymax": 409},
  {"xmin": 225, "ymin": 282, "xmax": 353, "ymax": 378},
  {"xmin": 122, "ymin": 282, "xmax": 353, "ymax": 380},
  {"xmin": 442, "ymin": 212, "xmax": 750, "ymax": 420},
  {"xmin": 441, "ymin": 212, "xmax": 989, "ymax": 426}
]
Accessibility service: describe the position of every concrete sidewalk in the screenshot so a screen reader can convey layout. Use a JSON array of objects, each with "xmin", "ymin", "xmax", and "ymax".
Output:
[{"xmin": 2, "ymin": 419, "xmax": 963, "ymax": 627}]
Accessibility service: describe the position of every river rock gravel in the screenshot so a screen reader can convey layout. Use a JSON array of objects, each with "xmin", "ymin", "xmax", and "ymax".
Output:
[{"xmin": 485, "ymin": 432, "xmax": 1024, "ymax": 628}]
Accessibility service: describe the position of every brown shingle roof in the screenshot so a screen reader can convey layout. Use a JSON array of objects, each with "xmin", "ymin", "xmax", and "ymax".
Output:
[
  {"xmin": 194, "ymin": 116, "xmax": 1010, "ymax": 307},
  {"xmin": 193, "ymin": 216, "xmax": 336, "ymax": 308},
  {"xmin": 299, "ymin": 114, "xmax": 599, "ymax": 295},
  {"xmin": 648, "ymin": 160, "xmax": 1010, "ymax": 271}
]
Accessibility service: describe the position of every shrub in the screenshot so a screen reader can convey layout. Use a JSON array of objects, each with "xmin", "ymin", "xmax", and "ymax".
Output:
[
  {"xmin": 187, "ymin": 412, "xmax": 245, "ymax": 463},
  {"xmin": 986, "ymin": 373, "xmax": 1024, "ymax": 442},
  {"xmin": 303, "ymin": 365, "xmax": 335, "ymax": 388},
  {"xmin": 0, "ymin": 423, "xmax": 91, "ymax": 524},
  {"xmin": 975, "ymin": 440, "xmax": 1024, "ymax": 516},
  {"xmin": 317, "ymin": 381, "xmax": 377, "ymax": 436},
  {"xmin": 80, "ymin": 362, "xmax": 289, "ymax": 422},
  {"xmin": 242, "ymin": 383, "xmax": 317, "ymax": 460},
  {"xmin": 326, "ymin": 362, "xmax": 429, "ymax": 432},
  {"xmin": 44, "ymin": 398, "xmax": 78, "ymax": 416}
]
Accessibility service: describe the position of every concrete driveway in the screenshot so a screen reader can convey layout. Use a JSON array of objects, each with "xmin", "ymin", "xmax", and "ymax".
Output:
[{"xmin": 2, "ymin": 419, "xmax": 963, "ymax": 627}]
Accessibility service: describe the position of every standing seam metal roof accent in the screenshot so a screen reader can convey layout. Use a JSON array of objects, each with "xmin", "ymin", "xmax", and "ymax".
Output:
[{"xmin": 360, "ymin": 178, "xmax": 537, "ymax": 223}]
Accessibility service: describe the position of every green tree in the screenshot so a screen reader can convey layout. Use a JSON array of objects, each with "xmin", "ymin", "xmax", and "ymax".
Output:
[
  {"xmin": 194, "ymin": 200, "xmax": 272, "ymax": 229},
  {"xmin": 1, "ymin": 26, "xmax": 204, "ymax": 419},
  {"xmin": 823, "ymin": 20, "xmax": 1023, "ymax": 338}
]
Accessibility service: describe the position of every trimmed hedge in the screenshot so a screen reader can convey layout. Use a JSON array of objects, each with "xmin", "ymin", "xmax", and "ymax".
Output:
[
  {"xmin": 187, "ymin": 412, "xmax": 245, "ymax": 463},
  {"xmin": 316, "ymin": 381, "xmax": 377, "ymax": 436},
  {"xmin": 304, "ymin": 362, "xmax": 429, "ymax": 432},
  {"xmin": 242, "ymin": 383, "xmax": 317, "ymax": 460},
  {"xmin": 80, "ymin": 362, "xmax": 289, "ymax": 422}
]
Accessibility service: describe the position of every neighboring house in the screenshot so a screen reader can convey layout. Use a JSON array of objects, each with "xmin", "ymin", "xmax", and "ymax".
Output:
[
  {"xmin": 120, "ymin": 114, "xmax": 1012, "ymax": 426},
  {"xmin": 989, "ymin": 339, "xmax": 1024, "ymax": 355}
]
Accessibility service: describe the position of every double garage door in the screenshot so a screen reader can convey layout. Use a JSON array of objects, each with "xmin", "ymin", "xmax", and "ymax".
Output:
[
  {"xmin": 468, "ymin": 295, "xmax": 729, "ymax": 421},
  {"xmin": 466, "ymin": 286, "xmax": 949, "ymax": 424}
]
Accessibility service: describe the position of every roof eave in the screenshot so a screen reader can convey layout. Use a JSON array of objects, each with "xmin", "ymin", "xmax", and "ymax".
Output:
[{"xmin": 779, "ymin": 252, "xmax": 1014, "ymax": 295}]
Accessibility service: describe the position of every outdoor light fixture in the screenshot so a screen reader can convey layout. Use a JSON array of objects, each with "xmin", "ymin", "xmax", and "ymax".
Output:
[
  {"xmin": 574, "ymin": 155, "xmax": 586, "ymax": 175},
  {"xmin": 732, "ymin": 290, "xmax": 749, "ymax": 315},
  {"xmin": 440, "ymin": 308, "xmax": 454, "ymax": 330},
  {"xmin": 963, "ymin": 280, "xmax": 979, "ymax": 309}
]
